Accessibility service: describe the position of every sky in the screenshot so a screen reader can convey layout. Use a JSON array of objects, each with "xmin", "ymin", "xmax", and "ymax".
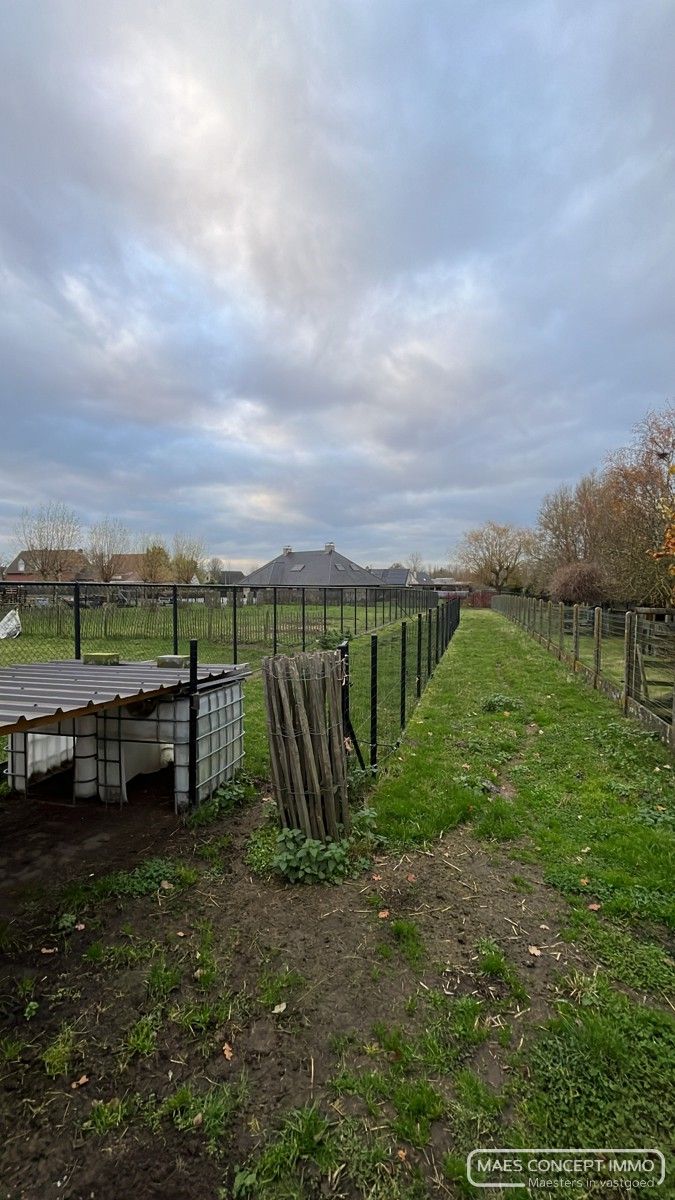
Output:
[{"xmin": 1, "ymin": 1, "xmax": 673, "ymax": 571}]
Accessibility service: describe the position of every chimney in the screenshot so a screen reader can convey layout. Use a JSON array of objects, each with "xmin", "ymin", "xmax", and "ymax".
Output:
[
  {"xmin": 283, "ymin": 545, "xmax": 293, "ymax": 556},
  {"xmin": 324, "ymin": 541, "xmax": 335, "ymax": 553}
]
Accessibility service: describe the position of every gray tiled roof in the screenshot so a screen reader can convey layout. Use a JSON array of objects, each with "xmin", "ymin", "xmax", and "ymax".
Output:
[
  {"xmin": 239, "ymin": 547, "xmax": 381, "ymax": 587},
  {"xmin": 371, "ymin": 567, "xmax": 411, "ymax": 586}
]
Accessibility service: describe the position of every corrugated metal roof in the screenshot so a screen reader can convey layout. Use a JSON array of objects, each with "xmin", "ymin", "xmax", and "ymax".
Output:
[{"xmin": 0, "ymin": 661, "xmax": 249, "ymax": 735}]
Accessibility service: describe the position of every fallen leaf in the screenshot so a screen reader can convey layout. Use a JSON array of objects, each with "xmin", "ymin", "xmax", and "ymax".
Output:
[
  {"xmin": 371, "ymin": 873, "xmax": 382, "ymax": 881},
  {"xmin": 160, "ymin": 880, "xmax": 174, "ymax": 890},
  {"xmin": 580, "ymin": 846, "xmax": 591, "ymax": 854},
  {"xmin": 75, "ymin": 923, "xmax": 85, "ymax": 931},
  {"xmin": 587, "ymin": 902, "xmax": 602, "ymax": 912},
  {"xmin": 176, "ymin": 931, "xmax": 186, "ymax": 938},
  {"xmin": 461, "ymin": 763, "xmax": 471, "ymax": 770},
  {"xmin": 579, "ymin": 878, "xmax": 589, "ymax": 886},
  {"xmin": 40, "ymin": 947, "xmax": 57, "ymax": 955},
  {"xmin": 396, "ymin": 1149, "xmax": 408, "ymax": 1161},
  {"xmin": 70, "ymin": 1074, "xmax": 89, "ymax": 1089},
  {"xmin": 193, "ymin": 1112, "xmax": 203, "ymax": 1128},
  {"xmin": 656, "ymin": 805, "xmax": 666, "ymax": 812},
  {"xmin": 272, "ymin": 1002, "xmax": 287, "ymax": 1014},
  {"xmin": 222, "ymin": 1042, "xmax": 233, "ymax": 1060},
  {"xmin": 406, "ymin": 873, "xmax": 416, "ymax": 883},
  {"xmin": 528, "ymin": 945, "xmax": 542, "ymax": 957},
  {"xmin": 539, "ymin": 923, "xmax": 550, "ymax": 930},
  {"xmin": 378, "ymin": 910, "xmax": 390, "ymax": 920}
]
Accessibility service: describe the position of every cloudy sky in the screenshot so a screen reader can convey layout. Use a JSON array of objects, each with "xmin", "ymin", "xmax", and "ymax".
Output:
[{"xmin": 1, "ymin": 1, "xmax": 673, "ymax": 569}]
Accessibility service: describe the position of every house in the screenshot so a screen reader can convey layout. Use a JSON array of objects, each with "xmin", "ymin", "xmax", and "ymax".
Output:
[
  {"xmin": 4, "ymin": 549, "xmax": 93, "ymax": 583},
  {"xmin": 216, "ymin": 570, "xmax": 245, "ymax": 585},
  {"xmin": 371, "ymin": 566, "xmax": 415, "ymax": 587},
  {"xmin": 239, "ymin": 544, "xmax": 380, "ymax": 587}
]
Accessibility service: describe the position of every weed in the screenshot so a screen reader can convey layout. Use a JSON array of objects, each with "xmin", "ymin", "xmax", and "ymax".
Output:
[
  {"xmin": 185, "ymin": 774, "xmax": 255, "ymax": 829},
  {"xmin": 123, "ymin": 1010, "xmax": 161, "ymax": 1060},
  {"xmin": 258, "ymin": 966, "xmax": 305, "ymax": 1009},
  {"xmin": 481, "ymin": 693, "xmax": 523, "ymax": 713},
  {"xmin": 85, "ymin": 935, "xmax": 160, "ymax": 968},
  {"xmin": 475, "ymin": 939, "xmax": 528, "ymax": 1001},
  {"xmin": 390, "ymin": 919, "xmax": 426, "ymax": 968},
  {"xmin": 0, "ymin": 1035, "xmax": 25, "ymax": 1063},
  {"xmin": 511, "ymin": 874, "xmax": 534, "ymax": 893},
  {"xmin": 273, "ymin": 828, "xmax": 359, "ymax": 884},
  {"xmin": 244, "ymin": 825, "xmax": 279, "ymax": 876},
  {"xmin": 42, "ymin": 1023, "xmax": 78, "ymax": 1077},
  {"xmin": 151, "ymin": 1080, "xmax": 246, "ymax": 1153},
  {"xmin": 61, "ymin": 858, "xmax": 197, "ymax": 912},
  {"xmin": 145, "ymin": 956, "xmax": 182, "ymax": 1003},
  {"xmin": 194, "ymin": 834, "xmax": 232, "ymax": 865},
  {"xmin": 84, "ymin": 1095, "xmax": 139, "ymax": 1134}
]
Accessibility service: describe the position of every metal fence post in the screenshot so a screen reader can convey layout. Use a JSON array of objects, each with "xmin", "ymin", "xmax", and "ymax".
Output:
[
  {"xmin": 340, "ymin": 588, "xmax": 344, "ymax": 635},
  {"xmin": 323, "ymin": 587, "xmax": 327, "ymax": 634},
  {"xmin": 188, "ymin": 638, "xmax": 198, "ymax": 807},
  {"xmin": 547, "ymin": 600, "xmax": 552, "ymax": 648},
  {"xmin": 427, "ymin": 608, "xmax": 432, "ymax": 677},
  {"xmin": 416, "ymin": 611, "xmax": 423, "ymax": 698},
  {"xmin": 301, "ymin": 588, "xmax": 306, "ymax": 650},
  {"xmin": 273, "ymin": 587, "xmax": 278, "ymax": 655},
  {"xmin": 232, "ymin": 587, "xmax": 238, "ymax": 663},
  {"xmin": 435, "ymin": 605, "xmax": 440, "ymax": 663},
  {"xmin": 558, "ymin": 602, "xmax": 565, "ymax": 657},
  {"xmin": 171, "ymin": 584, "xmax": 179, "ymax": 655},
  {"xmin": 73, "ymin": 582, "xmax": 82, "ymax": 660},
  {"xmin": 389, "ymin": 589, "xmax": 392, "ymax": 623},
  {"xmin": 353, "ymin": 588, "xmax": 357, "ymax": 636},
  {"xmin": 400, "ymin": 621, "xmax": 407, "ymax": 729},
  {"xmin": 365, "ymin": 587, "xmax": 369, "ymax": 631},
  {"xmin": 370, "ymin": 633, "xmax": 378, "ymax": 770}
]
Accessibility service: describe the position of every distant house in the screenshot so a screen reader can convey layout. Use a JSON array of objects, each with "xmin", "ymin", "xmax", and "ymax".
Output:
[
  {"xmin": 216, "ymin": 570, "xmax": 245, "ymax": 585},
  {"xmin": 106, "ymin": 554, "xmax": 146, "ymax": 583},
  {"xmin": 4, "ymin": 549, "xmax": 92, "ymax": 583},
  {"xmin": 415, "ymin": 570, "xmax": 433, "ymax": 585},
  {"xmin": 239, "ymin": 544, "xmax": 380, "ymax": 588},
  {"xmin": 371, "ymin": 566, "xmax": 415, "ymax": 587}
]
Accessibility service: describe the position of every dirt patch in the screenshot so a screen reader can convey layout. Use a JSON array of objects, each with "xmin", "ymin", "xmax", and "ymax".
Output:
[{"xmin": 0, "ymin": 782, "xmax": 591, "ymax": 1199}]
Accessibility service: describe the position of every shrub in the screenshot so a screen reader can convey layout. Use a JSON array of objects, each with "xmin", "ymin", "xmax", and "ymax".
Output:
[{"xmin": 549, "ymin": 562, "xmax": 609, "ymax": 606}]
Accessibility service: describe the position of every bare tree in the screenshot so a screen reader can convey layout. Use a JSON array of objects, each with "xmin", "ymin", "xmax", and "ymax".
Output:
[
  {"xmin": 205, "ymin": 555, "xmax": 223, "ymax": 582},
  {"xmin": 16, "ymin": 502, "xmax": 81, "ymax": 580},
  {"xmin": 172, "ymin": 534, "xmax": 206, "ymax": 584},
  {"xmin": 457, "ymin": 522, "xmax": 531, "ymax": 592},
  {"xmin": 406, "ymin": 550, "xmax": 424, "ymax": 579},
  {"xmin": 88, "ymin": 518, "xmax": 130, "ymax": 582}
]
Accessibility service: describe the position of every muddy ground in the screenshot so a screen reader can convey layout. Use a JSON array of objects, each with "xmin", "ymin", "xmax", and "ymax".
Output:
[{"xmin": 0, "ymin": 774, "xmax": 590, "ymax": 1200}]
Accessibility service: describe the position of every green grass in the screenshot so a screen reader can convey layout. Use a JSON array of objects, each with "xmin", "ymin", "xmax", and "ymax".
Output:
[
  {"xmin": 389, "ymin": 919, "xmax": 426, "ymax": 968},
  {"xmin": 60, "ymin": 857, "xmax": 198, "ymax": 914},
  {"xmin": 373, "ymin": 611, "xmax": 675, "ymax": 929},
  {"xmin": 258, "ymin": 966, "xmax": 305, "ymax": 1009},
  {"xmin": 42, "ymin": 1023, "xmax": 79, "ymax": 1077}
]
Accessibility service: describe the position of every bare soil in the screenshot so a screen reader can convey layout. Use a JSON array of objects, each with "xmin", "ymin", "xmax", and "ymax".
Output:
[{"xmin": 0, "ymin": 776, "xmax": 590, "ymax": 1200}]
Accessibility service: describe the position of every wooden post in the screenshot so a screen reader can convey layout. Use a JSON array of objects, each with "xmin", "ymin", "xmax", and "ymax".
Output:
[
  {"xmin": 593, "ymin": 606, "xmax": 602, "ymax": 686},
  {"xmin": 262, "ymin": 650, "xmax": 349, "ymax": 841},
  {"xmin": 558, "ymin": 602, "xmax": 565, "ymax": 658},
  {"xmin": 547, "ymin": 600, "xmax": 552, "ymax": 648}
]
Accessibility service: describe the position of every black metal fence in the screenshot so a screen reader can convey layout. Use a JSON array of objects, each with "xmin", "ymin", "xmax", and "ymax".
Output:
[
  {"xmin": 344, "ymin": 596, "xmax": 460, "ymax": 769},
  {"xmin": 0, "ymin": 581, "xmax": 438, "ymax": 671}
]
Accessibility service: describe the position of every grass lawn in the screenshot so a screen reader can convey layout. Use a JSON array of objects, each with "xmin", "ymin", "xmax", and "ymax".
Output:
[{"xmin": 0, "ymin": 609, "xmax": 672, "ymax": 1198}]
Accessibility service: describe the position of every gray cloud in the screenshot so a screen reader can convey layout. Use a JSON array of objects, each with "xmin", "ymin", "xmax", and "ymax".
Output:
[{"xmin": 1, "ymin": 0, "xmax": 673, "ymax": 567}]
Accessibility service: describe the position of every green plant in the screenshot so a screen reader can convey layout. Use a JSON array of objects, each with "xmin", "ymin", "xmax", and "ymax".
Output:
[
  {"xmin": 273, "ymin": 828, "xmax": 360, "ymax": 884},
  {"xmin": 124, "ymin": 1011, "xmax": 161, "ymax": 1060},
  {"xmin": 244, "ymin": 825, "xmax": 278, "ymax": 875},
  {"xmin": 145, "ymin": 956, "xmax": 182, "ymax": 1003},
  {"xmin": 60, "ymin": 858, "xmax": 197, "ymax": 911},
  {"xmin": 0, "ymin": 1036, "xmax": 25, "ymax": 1063},
  {"xmin": 151, "ymin": 1080, "xmax": 246, "ymax": 1153},
  {"xmin": 42, "ymin": 1023, "xmax": 78, "ymax": 1077},
  {"xmin": 84, "ymin": 1095, "xmax": 139, "ymax": 1134},
  {"xmin": 481, "ymin": 693, "xmax": 523, "ymax": 712},
  {"xmin": 258, "ymin": 966, "xmax": 305, "ymax": 1009},
  {"xmin": 390, "ymin": 919, "xmax": 426, "ymax": 968},
  {"xmin": 185, "ymin": 773, "xmax": 255, "ymax": 829}
]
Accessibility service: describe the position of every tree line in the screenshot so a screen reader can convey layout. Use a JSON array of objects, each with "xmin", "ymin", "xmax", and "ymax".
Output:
[
  {"xmin": 455, "ymin": 405, "xmax": 675, "ymax": 606},
  {"xmin": 7, "ymin": 508, "xmax": 220, "ymax": 584}
]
